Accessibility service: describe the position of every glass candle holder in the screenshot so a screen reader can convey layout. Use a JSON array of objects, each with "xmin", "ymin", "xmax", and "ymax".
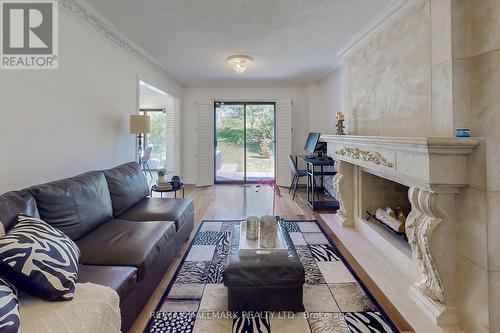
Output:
[
  {"xmin": 246, "ymin": 216, "xmax": 259, "ymax": 240},
  {"xmin": 259, "ymin": 215, "xmax": 277, "ymax": 248}
]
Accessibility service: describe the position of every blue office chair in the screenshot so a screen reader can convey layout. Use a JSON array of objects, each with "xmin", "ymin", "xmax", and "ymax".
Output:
[
  {"xmin": 141, "ymin": 147, "xmax": 153, "ymax": 178},
  {"xmin": 287, "ymin": 154, "xmax": 308, "ymax": 200}
]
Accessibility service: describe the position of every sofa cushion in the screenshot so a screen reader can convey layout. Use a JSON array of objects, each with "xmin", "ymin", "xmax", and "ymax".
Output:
[
  {"xmin": 0, "ymin": 277, "xmax": 20, "ymax": 333},
  {"xmin": 0, "ymin": 191, "xmax": 39, "ymax": 233},
  {"xmin": 76, "ymin": 219, "xmax": 176, "ymax": 281},
  {"xmin": 104, "ymin": 162, "xmax": 150, "ymax": 216},
  {"xmin": 27, "ymin": 171, "xmax": 113, "ymax": 240},
  {"xmin": 78, "ymin": 265, "xmax": 137, "ymax": 301},
  {"xmin": 118, "ymin": 198, "xmax": 194, "ymax": 231},
  {"xmin": 0, "ymin": 215, "xmax": 80, "ymax": 301}
]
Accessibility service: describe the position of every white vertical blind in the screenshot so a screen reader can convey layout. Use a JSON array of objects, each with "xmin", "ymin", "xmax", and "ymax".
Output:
[
  {"xmin": 165, "ymin": 108, "xmax": 176, "ymax": 174},
  {"xmin": 275, "ymin": 99, "xmax": 292, "ymax": 187},
  {"xmin": 173, "ymin": 98, "xmax": 181, "ymax": 175},
  {"xmin": 196, "ymin": 101, "xmax": 215, "ymax": 186}
]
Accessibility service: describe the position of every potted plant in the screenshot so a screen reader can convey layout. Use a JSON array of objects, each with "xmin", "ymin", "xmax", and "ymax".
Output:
[{"xmin": 157, "ymin": 168, "xmax": 167, "ymax": 183}]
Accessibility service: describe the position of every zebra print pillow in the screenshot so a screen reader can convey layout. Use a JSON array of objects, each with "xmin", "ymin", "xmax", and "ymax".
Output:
[
  {"xmin": 0, "ymin": 277, "xmax": 20, "ymax": 333},
  {"xmin": 0, "ymin": 215, "xmax": 80, "ymax": 301}
]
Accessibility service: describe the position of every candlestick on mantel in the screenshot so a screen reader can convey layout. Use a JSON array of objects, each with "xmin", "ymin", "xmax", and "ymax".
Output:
[{"xmin": 336, "ymin": 112, "xmax": 345, "ymax": 135}]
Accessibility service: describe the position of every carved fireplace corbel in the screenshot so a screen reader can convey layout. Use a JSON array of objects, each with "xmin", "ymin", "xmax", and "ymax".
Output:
[
  {"xmin": 406, "ymin": 187, "xmax": 459, "ymax": 324},
  {"xmin": 407, "ymin": 187, "xmax": 445, "ymax": 302},
  {"xmin": 332, "ymin": 160, "xmax": 355, "ymax": 227}
]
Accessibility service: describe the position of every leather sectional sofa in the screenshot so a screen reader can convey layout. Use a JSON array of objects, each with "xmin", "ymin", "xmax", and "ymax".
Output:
[{"xmin": 0, "ymin": 162, "xmax": 194, "ymax": 332}]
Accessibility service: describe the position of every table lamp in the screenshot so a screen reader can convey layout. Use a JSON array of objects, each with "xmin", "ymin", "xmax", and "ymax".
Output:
[{"xmin": 130, "ymin": 114, "xmax": 151, "ymax": 165}]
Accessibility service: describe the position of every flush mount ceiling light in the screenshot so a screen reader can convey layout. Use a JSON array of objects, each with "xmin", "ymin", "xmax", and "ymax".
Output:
[{"xmin": 226, "ymin": 55, "xmax": 253, "ymax": 74}]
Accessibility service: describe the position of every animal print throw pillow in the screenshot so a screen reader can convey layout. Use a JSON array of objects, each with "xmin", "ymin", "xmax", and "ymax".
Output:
[
  {"xmin": 0, "ymin": 277, "xmax": 20, "ymax": 333},
  {"xmin": 0, "ymin": 215, "xmax": 80, "ymax": 301}
]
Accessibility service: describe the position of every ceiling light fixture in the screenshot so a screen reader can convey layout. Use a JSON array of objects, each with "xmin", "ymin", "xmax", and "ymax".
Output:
[{"xmin": 226, "ymin": 55, "xmax": 253, "ymax": 74}]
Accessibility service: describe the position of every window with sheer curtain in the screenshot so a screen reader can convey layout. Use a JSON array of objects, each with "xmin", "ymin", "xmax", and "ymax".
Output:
[{"xmin": 139, "ymin": 109, "xmax": 175, "ymax": 173}]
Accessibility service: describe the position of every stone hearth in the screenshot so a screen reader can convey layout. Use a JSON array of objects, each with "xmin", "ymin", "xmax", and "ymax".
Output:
[{"xmin": 322, "ymin": 135, "xmax": 479, "ymax": 326}]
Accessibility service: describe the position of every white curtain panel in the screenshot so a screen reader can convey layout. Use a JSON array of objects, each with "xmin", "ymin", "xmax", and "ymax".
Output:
[
  {"xmin": 275, "ymin": 99, "xmax": 292, "ymax": 187},
  {"xmin": 196, "ymin": 100, "xmax": 215, "ymax": 186},
  {"xmin": 165, "ymin": 108, "xmax": 176, "ymax": 174}
]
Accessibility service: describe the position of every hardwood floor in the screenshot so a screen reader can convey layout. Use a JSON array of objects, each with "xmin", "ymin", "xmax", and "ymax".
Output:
[{"xmin": 129, "ymin": 184, "xmax": 413, "ymax": 333}]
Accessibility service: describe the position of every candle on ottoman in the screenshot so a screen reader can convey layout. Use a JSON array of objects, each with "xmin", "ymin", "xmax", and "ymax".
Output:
[
  {"xmin": 246, "ymin": 216, "xmax": 259, "ymax": 240},
  {"xmin": 259, "ymin": 215, "xmax": 277, "ymax": 248}
]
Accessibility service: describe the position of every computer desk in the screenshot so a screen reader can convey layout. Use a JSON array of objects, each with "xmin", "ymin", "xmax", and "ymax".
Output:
[{"xmin": 295, "ymin": 155, "xmax": 340, "ymax": 211}]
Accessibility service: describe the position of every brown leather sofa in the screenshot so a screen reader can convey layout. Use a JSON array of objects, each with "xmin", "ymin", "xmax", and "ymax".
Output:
[{"xmin": 0, "ymin": 162, "xmax": 194, "ymax": 332}]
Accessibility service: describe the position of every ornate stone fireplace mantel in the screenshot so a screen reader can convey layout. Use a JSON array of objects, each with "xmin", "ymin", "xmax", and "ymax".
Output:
[{"xmin": 321, "ymin": 135, "xmax": 479, "ymax": 326}]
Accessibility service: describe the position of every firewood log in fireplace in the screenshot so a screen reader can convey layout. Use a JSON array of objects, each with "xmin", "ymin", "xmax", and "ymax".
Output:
[{"xmin": 375, "ymin": 208, "xmax": 406, "ymax": 233}]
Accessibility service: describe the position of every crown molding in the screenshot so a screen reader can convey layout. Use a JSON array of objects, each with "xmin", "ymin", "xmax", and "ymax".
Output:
[
  {"xmin": 336, "ymin": 0, "xmax": 426, "ymax": 59},
  {"xmin": 58, "ymin": 0, "xmax": 176, "ymax": 79}
]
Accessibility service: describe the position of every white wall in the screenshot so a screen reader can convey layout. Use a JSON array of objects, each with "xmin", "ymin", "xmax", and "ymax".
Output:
[
  {"xmin": 307, "ymin": 65, "xmax": 345, "ymax": 134},
  {"xmin": 181, "ymin": 84, "xmax": 309, "ymax": 184},
  {"xmin": 0, "ymin": 10, "xmax": 182, "ymax": 193},
  {"xmin": 140, "ymin": 90, "xmax": 175, "ymax": 111}
]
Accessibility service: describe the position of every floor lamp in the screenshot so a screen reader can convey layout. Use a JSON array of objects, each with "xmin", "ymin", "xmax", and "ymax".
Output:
[{"xmin": 130, "ymin": 114, "xmax": 151, "ymax": 166}]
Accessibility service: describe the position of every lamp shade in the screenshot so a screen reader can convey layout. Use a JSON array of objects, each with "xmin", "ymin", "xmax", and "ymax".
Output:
[{"xmin": 130, "ymin": 115, "xmax": 151, "ymax": 134}]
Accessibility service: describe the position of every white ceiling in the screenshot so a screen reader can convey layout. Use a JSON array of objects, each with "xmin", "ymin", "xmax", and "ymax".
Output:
[{"xmin": 84, "ymin": 0, "xmax": 396, "ymax": 84}]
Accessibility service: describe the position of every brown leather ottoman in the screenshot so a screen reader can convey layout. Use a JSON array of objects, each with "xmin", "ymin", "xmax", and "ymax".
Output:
[{"xmin": 222, "ymin": 226, "xmax": 305, "ymax": 312}]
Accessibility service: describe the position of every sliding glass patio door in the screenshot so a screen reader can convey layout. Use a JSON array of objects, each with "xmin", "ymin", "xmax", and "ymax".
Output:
[{"xmin": 214, "ymin": 102, "xmax": 275, "ymax": 183}]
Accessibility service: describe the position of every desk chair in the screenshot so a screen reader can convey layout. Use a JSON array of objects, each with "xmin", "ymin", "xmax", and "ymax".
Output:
[
  {"xmin": 141, "ymin": 147, "xmax": 153, "ymax": 178},
  {"xmin": 287, "ymin": 154, "xmax": 308, "ymax": 200}
]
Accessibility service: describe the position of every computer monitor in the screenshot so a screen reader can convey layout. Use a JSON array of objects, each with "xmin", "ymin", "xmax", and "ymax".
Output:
[{"xmin": 304, "ymin": 132, "xmax": 321, "ymax": 154}]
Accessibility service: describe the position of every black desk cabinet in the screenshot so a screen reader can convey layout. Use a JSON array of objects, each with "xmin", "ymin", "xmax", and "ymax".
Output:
[{"xmin": 296, "ymin": 156, "xmax": 340, "ymax": 211}]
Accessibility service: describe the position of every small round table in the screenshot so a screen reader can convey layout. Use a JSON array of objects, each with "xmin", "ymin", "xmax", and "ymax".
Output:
[{"xmin": 151, "ymin": 184, "xmax": 185, "ymax": 198}]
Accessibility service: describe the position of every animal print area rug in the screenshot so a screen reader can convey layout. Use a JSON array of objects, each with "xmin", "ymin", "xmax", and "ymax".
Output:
[{"xmin": 145, "ymin": 220, "xmax": 398, "ymax": 333}]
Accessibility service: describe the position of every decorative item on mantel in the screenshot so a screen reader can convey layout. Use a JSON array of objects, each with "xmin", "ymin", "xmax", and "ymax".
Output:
[
  {"xmin": 336, "ymin": 112, "xmax": 345, "ymax": 135},
  {"xmin": 455, "ymin": 128, "xmax": 471, "ymax": 137},
  {"xmin": 246, "ymin": 216, "xmax": 259, "ymax": 240}
]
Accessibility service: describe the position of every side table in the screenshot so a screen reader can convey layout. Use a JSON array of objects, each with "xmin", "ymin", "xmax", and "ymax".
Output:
[{"xmin": 151, "ymin": 184, "xmax": 185, "ymax": 198}]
